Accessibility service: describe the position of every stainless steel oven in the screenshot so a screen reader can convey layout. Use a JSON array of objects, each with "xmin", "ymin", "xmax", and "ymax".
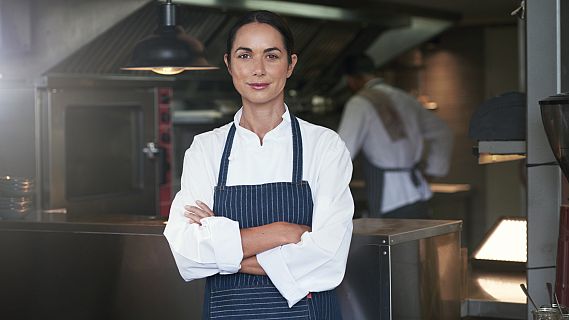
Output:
[{"xmin": 36, "ymin": 75, "xmax": 174, "ymax": 216}]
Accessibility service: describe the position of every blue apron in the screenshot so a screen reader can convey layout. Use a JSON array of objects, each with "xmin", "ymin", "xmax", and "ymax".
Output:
[{"xmin": 202, "ymin": 114, "xmax": 342, "ymax": 319}]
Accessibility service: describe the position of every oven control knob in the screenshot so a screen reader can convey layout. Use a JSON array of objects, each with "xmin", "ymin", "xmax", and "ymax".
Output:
[
  {"xmin": 160, "ymin": 112, "xmax": 170, "ymax": 123},
  {"xmin": 161, "ymin": 132, "xmax": 171, "ymax": 143},
  {"xmin": 160, "ymin": 94, "xmax": 170, "ymax": 104}
]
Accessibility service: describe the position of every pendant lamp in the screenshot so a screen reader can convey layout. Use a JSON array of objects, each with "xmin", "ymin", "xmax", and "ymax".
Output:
[{"xmin": 122, "ymin": 0, "xmax": 218, "ymax": 75}]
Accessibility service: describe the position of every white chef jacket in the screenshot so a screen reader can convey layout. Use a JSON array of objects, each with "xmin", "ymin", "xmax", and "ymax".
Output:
[
  {"xmin": 164, "ymin": 106, "xmax": 354, "ymax": 307},
  {"xmin": 338, "ymin": 79, "xmax": 453, "ymax": 213}
]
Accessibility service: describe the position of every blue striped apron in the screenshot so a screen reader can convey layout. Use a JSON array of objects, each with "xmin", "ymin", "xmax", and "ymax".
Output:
[{"xmin": 202, "ymin": 114, "xmax": 342, "ymax": 319}]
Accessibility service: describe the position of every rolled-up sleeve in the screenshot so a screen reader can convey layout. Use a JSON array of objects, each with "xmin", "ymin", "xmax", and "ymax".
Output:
[
  {"xmin": 257, "ymin": 134, "xmax": 354, "ymax": 307},
  {"xmin": 164, "ymin": 138, "xmax": 243, "ymax": 281}
]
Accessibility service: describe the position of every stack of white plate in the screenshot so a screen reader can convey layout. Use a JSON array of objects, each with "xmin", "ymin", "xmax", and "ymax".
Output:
[{"xmin": 0, "ymin": 176, "xmax": 35, "ymax": 220}]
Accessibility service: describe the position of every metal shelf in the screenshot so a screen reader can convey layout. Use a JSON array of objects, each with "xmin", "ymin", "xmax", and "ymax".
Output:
[
  {"xmin": 474, "ymin": 141, "xmax": 526, "ymax": 164},
  {"xmin": 476, "ymin": 141, "xmax": 526, "ymax": 155}
]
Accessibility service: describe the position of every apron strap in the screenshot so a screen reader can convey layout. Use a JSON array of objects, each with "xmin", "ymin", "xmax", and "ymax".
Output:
[
  {"xmin": 382, "ymin": 163, "xmax": 422, "ymax": 187},
  {"xmin": 290, "ymin": 114, "xmax": 303, "ymax": 183},
  {"xmin": 217, "ymin": 113, "xmax": 304, "ymax": 187},
  {"xmin": 217, "ymin": 124, "xmax": 237, "ymax": 188}
]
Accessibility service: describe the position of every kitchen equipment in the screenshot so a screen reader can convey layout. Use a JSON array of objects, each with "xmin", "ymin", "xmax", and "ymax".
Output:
[
  {"xmin": 157, "ymin": 87, "xmax": 173, "ymax": 217},
  {"xmin": 540, "ymin": 92, "xmax": 569, "ymax": 307},
  {"xmin": 36, "ymin": 75, "xmax": 173, "ymax": 217},
  {"xmin": 532, "ymin": 306, "xmax": 562, "ymax": 320},
  {"xmin": 0, "ymin": 176, "xmax": 35, "ymax": 220}
]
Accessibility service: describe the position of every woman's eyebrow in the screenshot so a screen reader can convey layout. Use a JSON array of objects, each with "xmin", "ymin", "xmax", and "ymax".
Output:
[
  {"xmin": 234, "ymin": 47, "xmax": 252, "ymax": 53},
  {"xmin": 264, "ymin": 47, "xmax": 282, "ymax": 53},
  {"xmin": 233, "ymin": 47, "xmax": 283, "ymax": 53}
]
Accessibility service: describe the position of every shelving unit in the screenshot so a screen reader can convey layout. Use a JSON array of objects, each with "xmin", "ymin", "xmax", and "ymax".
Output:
[{"xmin": 474, "ymin": 141, "xmax": 526, "ymax": 164}]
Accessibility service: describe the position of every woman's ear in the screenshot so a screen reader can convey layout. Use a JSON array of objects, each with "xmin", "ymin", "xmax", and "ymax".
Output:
[
  {"xmin": 223, "ymin": 54, "xmax": 231, "ymax": 75},
  {"xmin": 287, "ymin": 54, "xmax": 298, "ymax": 78}
]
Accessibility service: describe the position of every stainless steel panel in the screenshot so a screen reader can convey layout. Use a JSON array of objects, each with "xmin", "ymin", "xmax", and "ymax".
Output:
[
  {"xmin": 526, "ymin": 0, "xmax": 562, "ymax": 271},
  {"xmin": 338, "ymin": 218, "xmax": 462, "ymax": 320},
  {"xmin": 0, "ymin": 227, "xmax": 204, "ymax": 320}
]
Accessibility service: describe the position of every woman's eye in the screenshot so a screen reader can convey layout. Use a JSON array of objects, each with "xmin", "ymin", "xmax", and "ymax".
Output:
[
  {"xmin": 237, "ymin": 53, "xmax": 251, "ymax": 59},
  {"xmin": 267, "ymin": 54, "xmax": 279, "ymax": 60}
]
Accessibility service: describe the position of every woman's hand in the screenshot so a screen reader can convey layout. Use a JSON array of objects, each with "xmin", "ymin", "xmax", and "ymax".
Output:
[
  {"xmin": 184, "ymin": 200, "xmax": 215, "ymax": 225},
  {"xmin": 240, "ymin": 222, "xmax": 311, "ymax": 258}
]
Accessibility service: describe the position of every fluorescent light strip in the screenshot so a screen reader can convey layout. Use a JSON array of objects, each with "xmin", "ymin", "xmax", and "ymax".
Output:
[{"xmin": 172, "ymin": 0, "xmax": 355, "ymax": 21}]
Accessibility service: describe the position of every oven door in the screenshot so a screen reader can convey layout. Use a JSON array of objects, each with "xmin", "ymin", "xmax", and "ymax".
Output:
[{"xmin": 39, "ymin": 85, "xmax": 159, "ymax": 216}]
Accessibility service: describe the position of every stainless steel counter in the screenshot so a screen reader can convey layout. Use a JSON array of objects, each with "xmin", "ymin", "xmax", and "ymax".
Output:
[
  {"xmin": 0, "ymin": 215, "xmax": 462, "ymax": 320},
  {"xmin": 0, "ymin": 211, "xmax": 166, "ymax": 235},
  {"xmin": 352, "ymin": 217, "xmax": 462, "ymax": 244}
]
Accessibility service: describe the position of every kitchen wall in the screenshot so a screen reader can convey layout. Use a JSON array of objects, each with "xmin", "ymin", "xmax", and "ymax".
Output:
[
  {"xmin": 0, "ymin": 0, "xmax": 150, "ymax": 179},
  {"xmin": 379, "ymin": 23, "xmax": 522, "ymax": 251},
  {"xmin": 0, "ymin": 0, "xmax": 148, "ymax": 80}
]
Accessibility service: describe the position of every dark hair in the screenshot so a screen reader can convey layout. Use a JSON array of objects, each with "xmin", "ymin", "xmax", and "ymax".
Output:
[
  {"xmin": 342, "ymin": 54, "xmax": 376, "ymax": 76},
  {"xmin": 226, "ymin": 10, "xmax": 295, "ymax": 64}
]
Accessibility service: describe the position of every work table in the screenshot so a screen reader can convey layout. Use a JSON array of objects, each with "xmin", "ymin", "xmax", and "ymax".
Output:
[
  {"xmin": 0, "ymin": 211, "xmax": 166, "ymax": 234},
  {"xmin": 0, "ymin": 211, "xmax": 461, "ymax": 238},
  {"xmin": 0, "ymin": 213, "xmax": 462, "ymax": 320}
]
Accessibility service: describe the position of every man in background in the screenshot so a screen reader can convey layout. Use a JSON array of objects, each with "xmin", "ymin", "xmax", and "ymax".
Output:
[{"xmin": 338, "ymin": 54, "xmax": 453, "ymax": 219}]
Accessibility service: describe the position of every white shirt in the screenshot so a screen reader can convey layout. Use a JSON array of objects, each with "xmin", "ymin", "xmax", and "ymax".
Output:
[
  {"xmin": 338, "ymin": 79, "xmax": 453, "ymax": 213},
  {"xmin": 164, "ymin": 106, "xmax": 354, "ymax": 307}
]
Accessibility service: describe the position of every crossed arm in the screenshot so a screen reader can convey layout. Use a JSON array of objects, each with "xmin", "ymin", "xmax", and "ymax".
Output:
[{"xmin": 185, "ymin": 201, "xmax": 310, "ymax": 275}]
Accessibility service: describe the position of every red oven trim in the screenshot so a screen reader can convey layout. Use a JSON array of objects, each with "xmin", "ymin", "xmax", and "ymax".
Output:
[{"xmin": 158, "ymin": 87, "xmax": 173, "ymax": 217}]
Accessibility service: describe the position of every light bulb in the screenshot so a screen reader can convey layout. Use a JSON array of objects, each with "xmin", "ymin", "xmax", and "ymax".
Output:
[{"xmin": 151, "ymin": 67, "xmax": 185, "ymax": 75}]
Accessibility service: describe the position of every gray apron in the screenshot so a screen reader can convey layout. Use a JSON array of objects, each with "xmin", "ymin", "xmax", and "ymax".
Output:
[{"xmin": 363, "ymin": 157, "xmax": 421, "ymax": 217}]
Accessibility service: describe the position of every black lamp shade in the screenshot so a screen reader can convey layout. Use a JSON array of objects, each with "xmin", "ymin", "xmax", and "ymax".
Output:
[
  {"xmin": 122, "ymin": 0, "xmax": 217, "ymax": 75},
  {"xmin": 123, "ymin": 32, "xmax": 214, "ymax": 70}
]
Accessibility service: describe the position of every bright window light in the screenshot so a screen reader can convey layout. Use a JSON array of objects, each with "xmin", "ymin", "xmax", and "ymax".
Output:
[{"xmin": 473, "ymin": 217, "xmax": 527, "ymax": 263}]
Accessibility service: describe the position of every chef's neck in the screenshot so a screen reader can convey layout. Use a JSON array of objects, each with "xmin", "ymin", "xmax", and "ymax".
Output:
[{"xmin": 240, "ymin": 104, "xmax": 285, "ymax": 145}]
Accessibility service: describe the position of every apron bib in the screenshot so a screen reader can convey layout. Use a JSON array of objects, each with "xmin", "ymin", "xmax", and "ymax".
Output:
[{"xmin": 202, "ymin": 114, "xmax": 341, "ymax": 320}]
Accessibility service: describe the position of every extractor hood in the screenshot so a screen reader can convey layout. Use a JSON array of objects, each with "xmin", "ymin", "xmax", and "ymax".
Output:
[{"xmin": 47, "ymin": 0, "xmax": 457, "ymax": 98}]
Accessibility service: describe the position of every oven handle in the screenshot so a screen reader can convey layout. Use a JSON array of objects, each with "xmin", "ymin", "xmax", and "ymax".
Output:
[{"xmin": 142, "ymin": 142, "xmax": 159, "ymax": 159}]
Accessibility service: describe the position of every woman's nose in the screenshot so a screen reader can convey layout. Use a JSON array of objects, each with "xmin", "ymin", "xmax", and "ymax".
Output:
[{"xmin": 252, "ymin": 57, "xmax": 266, "ymax": 76}]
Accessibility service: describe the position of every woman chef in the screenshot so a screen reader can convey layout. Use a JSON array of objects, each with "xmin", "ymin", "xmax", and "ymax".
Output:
[{"xmin": 164, "ymin": 10, "xmax": 354, "ymax": 319}]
